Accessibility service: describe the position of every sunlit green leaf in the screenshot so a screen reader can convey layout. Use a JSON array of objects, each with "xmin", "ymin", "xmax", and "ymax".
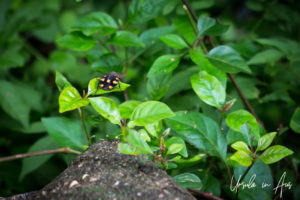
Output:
[
  {"xmin": 256, "ymin": 132, "xmax": 277, "ymax": 152},
  {"xmin": 259, "ymin": 145, "xmax": 293, "ymax": 164},
  {"xmin": 147, "ymin": 54, "xmax": 181, "ymax": 77},
  {"xmin": 119, "ymin": 100, "xmax": 141, "ymax": 119},
  {"xmin": 129, "ymin": 101, "xmax": 175, "ymax": 128},
  {"xmin": 191, "ymin": 71, "xmax": 226, "ymax": 109},
  {"xmin": 160, "ymin": 34, "xmax": 188, "ymax": 49},
  {"xmin": 230, "ymin": 151, "xmax": 253, "ymax": 166},
  {"xmin": 89, "ymin": 97, "xmax": 121, "ymax": 125},
  {"xmin": 144, "ymin": 121, "xmax": 162, "ymax": 138},
  {"xmin": 58, "ymin": 86, "xmax": 89, "ymax": 113},
  {"xmin": 231, "ymin": 141, "xmax": 251, "ymax": 154}
]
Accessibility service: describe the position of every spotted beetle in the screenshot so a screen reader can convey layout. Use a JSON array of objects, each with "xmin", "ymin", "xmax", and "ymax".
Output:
[{"xmin": 97, "ymin": 72, "xmax": 120, "ymax": 91}]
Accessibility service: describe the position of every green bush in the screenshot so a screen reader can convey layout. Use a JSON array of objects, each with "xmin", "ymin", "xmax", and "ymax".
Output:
[{"xmin": 1, "ymin": 0, "xmax": 300, "ymax": 199}]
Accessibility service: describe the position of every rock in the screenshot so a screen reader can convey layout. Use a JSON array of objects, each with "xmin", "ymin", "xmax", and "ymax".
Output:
[{"xmin": 7, "ymin": 140, "xmax": 195, "ymax": 200}]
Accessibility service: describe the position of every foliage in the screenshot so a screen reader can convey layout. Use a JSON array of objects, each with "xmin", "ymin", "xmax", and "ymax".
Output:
[{"xmin": 1, "ymin": 0, "xmax": 300, "ymax": 199}]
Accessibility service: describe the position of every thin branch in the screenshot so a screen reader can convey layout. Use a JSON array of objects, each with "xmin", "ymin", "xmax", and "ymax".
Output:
[
  {"xmin": 181, "ymin": 0, "xmax": 262, "ymax": 125},
  {"xmin": 235, "ymin": 161, "xmax": 255, "ymax": 199},
  {"xmin": 188, "ymin": 189, "xmax": 224, "ymax": 200},
  {"xmin": 0, "ymin": 147, "xmax": 81, "ymax": 163},
  {"xmin": 78, "ymin": 108, "xmax": 92, "ymax": 145}
]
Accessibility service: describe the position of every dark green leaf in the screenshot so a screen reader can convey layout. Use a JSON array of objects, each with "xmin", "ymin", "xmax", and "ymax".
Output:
[
  {"xmin": 56, "ymin": 31, "xmax": 96, "ymax": 51},
  {"xmin": 91, "ymin": 54, "xmax": 122, "ymax": 73},
  {"xmin": 191, "ymin": 71, "xmax": 226, "ymax": 109},
  {"xmin": 290, "ymin": 107, "xmax": 300, "ymax": 133},
  {"xmin": 20, "ymin": 136, "xmax": 58, "ymax": 180},
  {"xmin": 75, "ymin": 12, "xmax": 118, "ymax": 36},
  {"xmin": 147, "ymin": 73, "xmax": 171, "ymax": 100},
  {"xmin": 173, "ymin": 173, "xmax": 202, "ymax": 190},
  {"xmin": 89, "ymin": 97, "xmax": 121, "ymax": 125},
  {"xmin": 0, "ymin": 80, "xmax": 30, "ymax": 127},
  {"xmin": 140, "ymin": 26, "xmax": 175, "ymax": 46},
  {"xmin": 197, "ymin": 15, "xmax": 215, "ymax": 37},
  {"xmin": 42, "ymin": 117, "xmax": 86, "ymax": 150},
  {"xmin": 206, "ymin": 45, "xmax": 251, "ymax": 73},
  {"xmin": 58, "ymin": 86, "xmax": 89, "ymax": 113},
  {"xmin": 108, "ymin": 31, "xmax": 145, "ymax": 47},
  {"xmin": 248, "ymin": 49, "xmax": 284, "ymax": 65},
  {"xmin": 129, "ymin": 0, "xmax": 168, "ymax": 24},
  {"xmin": 166, "ymin": 111, "xmax": 227, "ymax": 161},
  {"xmin": 147, "ymin": 54, "xmax": 181, "ymax": 77},
  {"xmin": 128, "ymin": 101, "xmax": 175, "ymax": 128}
]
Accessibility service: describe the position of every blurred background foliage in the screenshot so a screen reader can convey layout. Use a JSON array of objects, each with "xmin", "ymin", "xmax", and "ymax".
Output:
[{"xmin": 0, "ymin": 0, "xmax": 300, "ymax": 198}]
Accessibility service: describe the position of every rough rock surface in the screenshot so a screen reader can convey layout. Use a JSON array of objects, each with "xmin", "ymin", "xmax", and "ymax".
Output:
[{"xmin": 7, "ymin": 140, "xmax": 196, "ymax": 200}]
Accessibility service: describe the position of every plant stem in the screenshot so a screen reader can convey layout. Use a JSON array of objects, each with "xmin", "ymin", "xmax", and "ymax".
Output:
[
  {"xmin": 188, "ymin": 189, "xmax": 224, "ymax": 200},
  {"xmin": 0, "ymin": 147, "xmax": 81, "ymax": 163},
  {"xmin": 235, "ymin": 161, "xmax": 255, "ymax": 199},
  {"xmin": 183, "ymin": 4, "xmax": 197, "ymax": 34},
  {"xmin": 78, "ymin": 108, "xmax": 92, "ymax": 145}
]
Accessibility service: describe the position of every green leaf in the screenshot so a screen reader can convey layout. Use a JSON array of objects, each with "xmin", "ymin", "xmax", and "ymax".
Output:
[
  {"xmin": 108, "ymin": 31, "xmax": 145, "ymax": 47},
  {"xmin": 58, "ymin": 86, "xmax": 89, "ymax": 113},
  {"xmin": 226, "ymin": 110, "xmax": 260, "ymax": 140},
  {"xmin": 118, "ymin": 129, "xmax": 152, "ymax": 155},
  {"xmin": 128, "ymin": 0, "xmax": 168, "ymax": 24},
  {"xmin": 197, "ymin": 15, "xmax": 229, "ymax": 37},
  {"xmin": 119, "ymin": 100, "xmax": 141, "ymax": 119},
  {"xmin": 0, "ymin": 80, "xmax": 30, "ymax": 128},
  {"xmin": 55, "ymin": 71, "xmax": 72, "ymax": 91},
  {"xmin": 191, "ymin": 71, "xmax": 226, "ymax": 109},
  {"xmin": 138, "ymin": 129, "xmax": 151, "ymax": 142},
  {"xmin": 173, "ymin": 17, "xmax": 196, "ymax": 45},
  {"xmin": 89, "ymin": 97, "xmax": 121, "ymax": 125},
  {"xmin": 147, "ymin": 73, "xmax": 171, "ymax": 100},
  {"xmin": 230, "ymin": 151, "xmax": 253, "ymax": 167},
  {"xmin": 290, "ymin": 107, "xmax": 300, "ymax": 133},
  {"xmin": 189, "ymin": 49, "xmax": 227, "ymax": 89},
  {"xmin": 160, "ymin": 34, "xmax": 188, "ymax": 50},
  {"xmin": 256, "ymin": 132, "xmax": 277, "ymax": 152},
  {"xmin": 197, "ymin": 15, "xmax": 215, "ymax": 36},
  {"xmin": 165, "ymin": 136, "xmax": 188, "ymax": 157},
  {"xmin": 206, "ymin": 45, "xmax": 251, "ymax": 73},
  {"xmin": 145, "ymin": 121, "xmax": 162, "ymax": 138},
  {"xmin": 42, "ymin": 117, "xmax": 86, "ymax": 150},
  {"xmin": 140, "ymin": 26, "xmax": 175, "ymax": 46},
  {"xmin": 248, "ymin": 49, "xmax": 284, "ymax": 65},
  {"xmin": 56, "ymin": 31, "xmax": 96, "ymax": 51},
  {"xmin": 87, "ymin": 77, "xmax": 130, "ymax": 96},
  {"xmin": 231, "ymin": 141, "xmax": 251, "ymax": 154},
  {"xmin": 147, "ymin": 54, "xmax": 181, "ymax": 77},
  {"xmin": 129, "ymin": 101, "xmax": 175, "ymax": 127},
  {"xmin": 75, "ymin": 12, "xmax": 118, "ymax": 36},
  {"xmin": 20, "ymin": 136, "xmax": 58, "ymax": 180},
  {"xmin": 91, "ymin": 53, "xmax": 122, "ymax": 73},
  {"xmin": 166, "ymin": 111, "xmax": 227, "ymax": 161},
  {"xmin": 259, "ymin": 145, "xmax": 293, "ymax": 164},
  {"xmin": 173, "ymin": 173, "xmax": 202, "ymax": 190}
]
